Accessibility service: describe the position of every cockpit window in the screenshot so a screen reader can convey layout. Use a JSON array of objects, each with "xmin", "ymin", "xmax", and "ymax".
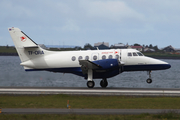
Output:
[
  {"xmin": 137, "ymin": 52, "xmax": 143, "ymax": 56},
  {"xmin": 133, "ymin": 52, "xmax": 138, "ymax": 56},
  {"xmin": 128, "ymin": 53, "xmax": 132, "ymax": 56}
]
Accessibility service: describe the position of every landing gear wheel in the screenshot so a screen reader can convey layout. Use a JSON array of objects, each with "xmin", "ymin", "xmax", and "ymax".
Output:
[
  {"xmin": 146, "ymin": 78, "xmax": 152, "ymax": 84},
  {"xmin": 87, "ymin": 81, "xmax": 95, "ymax": 88},
  {"xmin": 100, "ymin": 79, "xmax": 108, "ymax": 88}
]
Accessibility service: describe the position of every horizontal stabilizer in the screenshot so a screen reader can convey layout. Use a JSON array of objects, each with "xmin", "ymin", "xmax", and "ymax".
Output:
[{"xmin": 23, "ymin": 45, "xmax": 39, "ymax": 48}]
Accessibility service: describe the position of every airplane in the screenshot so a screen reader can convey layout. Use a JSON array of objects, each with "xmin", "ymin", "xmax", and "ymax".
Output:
[{"xmin": 8, "ymin": 27, "xmax": 171, "ymax": 88}]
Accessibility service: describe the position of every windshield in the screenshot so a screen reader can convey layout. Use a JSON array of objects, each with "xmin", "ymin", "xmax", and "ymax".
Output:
[
  {"xmin": 127, "ymin": 52, "xmax": 144, "ymax": 57},
  {"xmin": 137, "ymin": 52, "xmax": 144, "ymax": 56}
]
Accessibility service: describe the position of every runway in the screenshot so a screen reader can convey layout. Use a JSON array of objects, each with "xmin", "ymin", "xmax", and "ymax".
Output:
[
  {"xmin": 2, "ymin": 108, "xmax": 179, "ymax": 114},
  {"xmin": 0, "ymin": 87, "xmax": 180, "ymax": 96}
]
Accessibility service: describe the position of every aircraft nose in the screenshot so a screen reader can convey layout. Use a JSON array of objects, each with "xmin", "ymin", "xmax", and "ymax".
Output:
[
  {"xmin": 146, "ymin": 57, "xmax": 171, "ymax": 70},
  {"xmin": 163, "ymin": 63, "xmax": 171, "ymax": 69},
  {"xmin": 157, "ymin": 59, "xmax": 171, "ymax": 70},
  {"xmin": 158, "ymin": 60, "xmax": 171, "ymax": 70}
]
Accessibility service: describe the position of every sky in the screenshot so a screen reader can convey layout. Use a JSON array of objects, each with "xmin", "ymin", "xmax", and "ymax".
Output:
[{"xmin": 1, "ymin": 0, "xmax": 180, "ymax": 48}]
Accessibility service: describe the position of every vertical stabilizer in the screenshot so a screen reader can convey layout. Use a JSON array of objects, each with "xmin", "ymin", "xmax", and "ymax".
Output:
[{"xmin": 8, "ymin": 27, "xmax": 44, "ymax": 62}]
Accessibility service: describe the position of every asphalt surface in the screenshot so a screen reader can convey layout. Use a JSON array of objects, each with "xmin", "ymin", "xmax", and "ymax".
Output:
[
  {"xmin": 0, "ymin": 87, "xmax": 180, "ymax": 96},
  {"xmin": 2, "ymin": 108, "xmax": 180, "ymax": 114}
]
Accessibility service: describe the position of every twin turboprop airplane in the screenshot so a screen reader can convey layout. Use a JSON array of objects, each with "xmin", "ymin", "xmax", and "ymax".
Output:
[{"xmin": 8, "ymin": 27, "xmax": 171, "ymax": 88}]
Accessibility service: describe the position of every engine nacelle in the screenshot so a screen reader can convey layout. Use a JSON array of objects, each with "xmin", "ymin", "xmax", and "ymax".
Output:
[{"xmin": 92, "ymin": 59, "xmax": 120, "ymax": 70}]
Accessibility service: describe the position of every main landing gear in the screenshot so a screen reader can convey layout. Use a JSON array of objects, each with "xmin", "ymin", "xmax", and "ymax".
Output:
[
  {"xmin": 100, "ymin": 78, "xmax": 108, "ymax": 88},
  {"xmin": 86, "ymin": 69, "xmax": 109, "ymax": 88},
  {"xmin": 86, "ymin": 69, "xmax": 95, "ymax": 88},
  {"xmin": 87, "ymin": 79, "xmax": 108, "ymax": 88},
  {"xmin": 87, "ymin": 81, "xmax": 95, "ymax": 88},
  {"xmin": 146, "ymin": 71, "xmax": 152, "ymax": 84}
]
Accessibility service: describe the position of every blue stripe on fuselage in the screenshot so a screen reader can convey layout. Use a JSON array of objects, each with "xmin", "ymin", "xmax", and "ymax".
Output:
[
  {"xmin": 123, "ymin": 64, "xmax": 171, "ymax": 71},
  {"xmin": 25, "ymin": 64, "xmax": 171, "ymax": 78}
]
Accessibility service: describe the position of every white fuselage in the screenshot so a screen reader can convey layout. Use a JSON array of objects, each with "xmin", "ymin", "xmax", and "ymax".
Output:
[{"xmin": 20, "ymin": 48, "xmax": 169, "ymax": 72}]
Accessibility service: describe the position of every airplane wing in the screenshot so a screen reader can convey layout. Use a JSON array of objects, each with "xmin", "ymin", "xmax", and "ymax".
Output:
[
  {"xmin": 79, "ymin": 59, "xmax": 123, "ymax": 75},
  {"xmin": 79, "ymin": 60, "xmax": 102, "ymax": 74}
]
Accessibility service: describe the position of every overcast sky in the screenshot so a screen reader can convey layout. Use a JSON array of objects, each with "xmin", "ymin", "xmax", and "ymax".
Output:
[{"xmin": 1, "ymin": 0, "xmax": 180, "ymax": 48}]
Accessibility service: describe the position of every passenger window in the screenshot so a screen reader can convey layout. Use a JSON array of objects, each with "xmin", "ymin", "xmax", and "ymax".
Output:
[
  {"xmin": 93, "ymin": 55, "xmax": 97, "ymax": 60},
  {"xmin": 108, "ymin": 55, "xmax": 113, "ymax": 59},
  {"xmin": 133, "ymin": 52, "xmax": 138, "ymax": 56},
  {"xmin": 102, "ymin": 55, "xmax": 106, "ymax": 59},
  {"xmin": 78, "ymin": 56, "xmax": 83, "ymax": 60},
  {"xmin": 128, "ymin": 53, "xmax": 132, "ymax": 56},
  {"xmin": 137, "ymin": 52, "xmax": 143, "ymax": 56},
  {"xmin": 72, "ymin": 56, "xmax": 76, "ymax": 61},
  {"xmin": 115, "ymin": 55, "xmax": 119, "ymax": 59},
  {"xmin": 85, "ymin": 56, "xmax": 89, "ymax": 60}
]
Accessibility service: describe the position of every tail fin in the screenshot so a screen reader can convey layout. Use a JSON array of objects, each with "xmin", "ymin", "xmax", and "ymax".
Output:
[{"xmin": 8, "ymin": 27, "xmax": 44, "ymax": 62}]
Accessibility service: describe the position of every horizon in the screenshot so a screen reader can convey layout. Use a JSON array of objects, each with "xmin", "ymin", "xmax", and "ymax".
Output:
[{"xmin": 1, "ymin": 43, "xmax": 179, "ymax": 49}]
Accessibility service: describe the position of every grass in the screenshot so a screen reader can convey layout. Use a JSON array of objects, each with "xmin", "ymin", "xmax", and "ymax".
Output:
[
  {"xmin": 1, "ymin": 95, "xmax": 180, "ymax": 119},
  {"xmin": 0, "ymin": 46, "xmax": 17, "ymax": 53},
  {"xmin": 143, "ymin": 52, "xmax": 180, "ymax": 58},
  {"xmin": 1, "ymin": 95, "xmax": 180, "ymax": 109}
]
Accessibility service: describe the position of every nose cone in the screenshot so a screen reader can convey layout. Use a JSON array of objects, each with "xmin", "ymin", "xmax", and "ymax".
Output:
[
  {"xmin": 162, "ymin": 63, "xmax": 171, "ymax": 70},
  {"xmin": 155, "ymin": 60, "xmax": 171, "ymax": 70},
  {"xmin": 145, "ymin": 57, "xmax": 171, "ymax": 70}
]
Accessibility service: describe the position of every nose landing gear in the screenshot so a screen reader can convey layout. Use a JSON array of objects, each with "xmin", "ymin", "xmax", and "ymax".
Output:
[{"xmin": 146, "ymin": 71, "xmax": 152, "ymax": 84}]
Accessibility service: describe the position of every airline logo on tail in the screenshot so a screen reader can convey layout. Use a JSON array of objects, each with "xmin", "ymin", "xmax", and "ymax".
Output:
[{"xmin": 20, "ymin": 36, "xmax": 26, "ymax": 42}]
